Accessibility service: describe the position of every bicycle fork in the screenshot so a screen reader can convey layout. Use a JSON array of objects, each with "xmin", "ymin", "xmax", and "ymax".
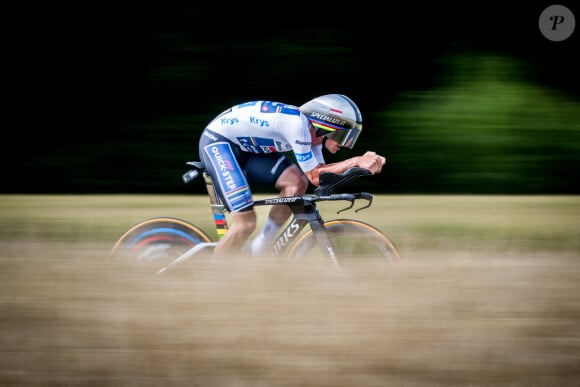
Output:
[{"xmin": 307, "ymin": 218, "xmax": 340, "ymax": 269}]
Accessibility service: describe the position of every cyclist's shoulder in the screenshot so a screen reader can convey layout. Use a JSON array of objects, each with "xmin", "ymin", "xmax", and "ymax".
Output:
[
  {"xmin": 233, "ymin": 101, "xmax": 307, "ymax": 129},
  {"xmin": 234, "ymin": 100, "xmax": 301, "ymax": 116},
  {"xmin": 209, "ymin": 100, "xmax": 308, "ymax": 137}
]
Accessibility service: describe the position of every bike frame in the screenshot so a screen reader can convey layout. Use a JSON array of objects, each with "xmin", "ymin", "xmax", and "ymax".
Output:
[
  {"xmin": 200, "ymin": 168, "xmax": 342, "ymax": 267},
  {"xmin": 114, "ymin": 161, "xmax": 399, "ymax": 276},
  {"xmin": 112, "ymin": 161, "xmax": 400, "ymax": 274},
  {"xmin": 253, "ymin": 195, "xmax": 339, "ymax": 266},
  {"xmin": 179, "ymin": 162, "xmax": 372, "ymax": 269},
  {"xmin": 150, "ymin": 161, "xmax": 380, "ymax": 274}
]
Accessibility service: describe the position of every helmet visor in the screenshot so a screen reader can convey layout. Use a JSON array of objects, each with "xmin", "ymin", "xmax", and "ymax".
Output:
[{"xmin": 317, "ymin": 125, "xmax": 361, "ymax": 149}]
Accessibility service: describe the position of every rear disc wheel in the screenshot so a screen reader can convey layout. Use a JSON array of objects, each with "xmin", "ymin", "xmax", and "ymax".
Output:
[{"xmin": 111, "ymin": 217, "xmax": 213, "ymax": 269}]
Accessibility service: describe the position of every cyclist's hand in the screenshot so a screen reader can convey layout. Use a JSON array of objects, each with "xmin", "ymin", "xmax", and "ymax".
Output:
[{"xmin": 358, "ymin": 151, "xmax": 386, "ymax": 174}]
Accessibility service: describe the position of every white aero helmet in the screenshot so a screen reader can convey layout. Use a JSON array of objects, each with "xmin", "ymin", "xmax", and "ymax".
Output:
[{"xmin": 299, "ymin": 94, "xmax": 362, "ymax": 149}]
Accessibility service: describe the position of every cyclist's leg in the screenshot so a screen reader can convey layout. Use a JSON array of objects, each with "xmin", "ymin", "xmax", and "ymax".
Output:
[
  {"xmin": 270, "ymin": 162, "xmax": 308, "ymax": 225},
  {"xmin": 215, "ymin": 209, "xmax": 256, "ymax": 256},
  {"xmin": 244, "ymin": 156, "xmax": 308, "ymax": 255},
  {"xmin": 199, "ymin": 130, "xmax": 256, "ymax": 256}
]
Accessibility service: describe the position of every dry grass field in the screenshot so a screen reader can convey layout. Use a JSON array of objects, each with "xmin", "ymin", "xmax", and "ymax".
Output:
[{"xmin": 1, "ymin": 195, "xmax": 579, "ymax": 386}]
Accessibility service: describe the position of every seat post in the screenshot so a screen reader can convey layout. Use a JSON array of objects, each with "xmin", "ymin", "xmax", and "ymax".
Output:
[{"xmin": 203, "ymin": 172, "xmax": 229, "ymax": 240}]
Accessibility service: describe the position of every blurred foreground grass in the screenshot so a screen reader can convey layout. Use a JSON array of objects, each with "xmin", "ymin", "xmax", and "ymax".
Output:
[
  {"xmin": 1, "ymin": 195, "xmax": 580, "ymax": 386},
  {"xmin": 0, "ymin": 194, "xmax": 578, "ymax": 253}
]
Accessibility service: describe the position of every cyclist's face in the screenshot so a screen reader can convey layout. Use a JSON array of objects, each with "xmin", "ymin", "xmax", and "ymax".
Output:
[
  {"xmin": 323, "ymin": 137, "xmax": 341, "ymax": 154},
  {"xmin": 309, "ymin": 124, "xmax": 340, "ymax": 154}
]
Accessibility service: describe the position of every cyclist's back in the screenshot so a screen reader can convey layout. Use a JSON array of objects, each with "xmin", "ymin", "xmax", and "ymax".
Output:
[{"xmin": 204, "ymin": 101, "xmax": 320, "ymax": 172}]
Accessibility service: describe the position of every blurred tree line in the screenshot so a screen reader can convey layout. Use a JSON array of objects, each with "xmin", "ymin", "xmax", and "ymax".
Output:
[{"xmin": 5, "ymin": 3, "xmax": 579, "ymax": 194}]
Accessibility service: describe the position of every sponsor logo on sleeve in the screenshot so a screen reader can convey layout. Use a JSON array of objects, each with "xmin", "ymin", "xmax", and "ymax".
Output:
[
  {"xmin": 295, "ymin": 139, "xmax": 311, "ymax": 146},
  {"xmin": 295, "ymin": 152, "xmax": 313, "ymax": 162}
]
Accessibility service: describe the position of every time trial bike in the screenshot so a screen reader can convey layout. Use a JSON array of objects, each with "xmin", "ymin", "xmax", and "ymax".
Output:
[{"xmin": 111, "ymin": 161, "xmax": 401, "ymax": 273}]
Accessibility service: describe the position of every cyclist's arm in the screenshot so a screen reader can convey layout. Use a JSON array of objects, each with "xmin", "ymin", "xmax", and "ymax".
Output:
[
  {"xmin": 304, "ymin": 158, "xmax": 359, "ymax": 186},
  {"xmin": 304, "ymin": 152, "xmax": 385, "ymax": 186}
]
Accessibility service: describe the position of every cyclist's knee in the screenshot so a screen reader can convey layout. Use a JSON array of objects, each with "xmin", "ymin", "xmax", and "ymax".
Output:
[{"xmin": 277, "ymin": 165, "xmax": 308, "ymax": 196}]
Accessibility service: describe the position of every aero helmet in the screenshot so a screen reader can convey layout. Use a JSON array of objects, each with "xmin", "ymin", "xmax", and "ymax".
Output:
[{"xmin": 300, "ymin": 94, "xmax": 362, "ymax": 149}]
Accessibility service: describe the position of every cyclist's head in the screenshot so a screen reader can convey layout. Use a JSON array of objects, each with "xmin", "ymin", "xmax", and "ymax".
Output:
[{"xmin": 300, "ymin": 94, "xmax": 362, "ymax": 149}]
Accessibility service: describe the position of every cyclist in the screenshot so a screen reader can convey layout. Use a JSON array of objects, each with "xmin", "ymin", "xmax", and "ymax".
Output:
[{"xmin": 197, "ymin": 94, "xmax": 386, "ymax": 256}]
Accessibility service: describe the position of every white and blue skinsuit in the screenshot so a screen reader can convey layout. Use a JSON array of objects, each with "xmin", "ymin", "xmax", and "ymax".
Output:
[{"xmin": 198, "ymin": 101, "xmax": 325, "ymax": 212}]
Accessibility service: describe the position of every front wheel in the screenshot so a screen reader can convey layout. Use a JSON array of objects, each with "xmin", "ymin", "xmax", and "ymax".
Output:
[
  {"xmin": 111, "ymin": 217, "xmax": 213, "ymax": 268},
  {"xmin": 287, "ymin": 219, "xmax": 400, "ymax": 267}
]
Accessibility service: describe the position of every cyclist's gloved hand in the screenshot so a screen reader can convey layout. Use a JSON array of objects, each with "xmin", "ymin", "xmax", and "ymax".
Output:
[{"xmin": 358, "ymin": 151, "xmax": 386, "ymax": 174}]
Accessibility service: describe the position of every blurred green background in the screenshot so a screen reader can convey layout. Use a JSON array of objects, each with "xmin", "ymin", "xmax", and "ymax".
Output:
[{"xmin": 6, "ymin": 3, "xmax": 579, "ymax": 194}]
